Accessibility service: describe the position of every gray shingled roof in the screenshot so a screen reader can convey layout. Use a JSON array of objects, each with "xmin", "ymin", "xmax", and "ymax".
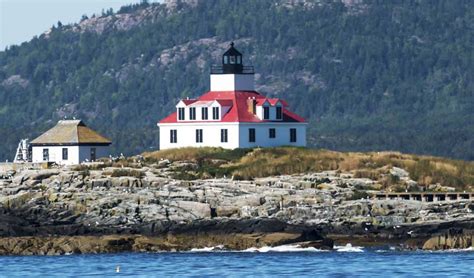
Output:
[{"xmin": 30, "ymin": 120, "xmax": 111, "ymax": 145}]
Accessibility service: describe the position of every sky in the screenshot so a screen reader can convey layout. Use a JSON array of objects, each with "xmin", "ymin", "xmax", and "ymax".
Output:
[{"xmin": 0, "ymin": 0, "xmax": 161, "ymax": 50}]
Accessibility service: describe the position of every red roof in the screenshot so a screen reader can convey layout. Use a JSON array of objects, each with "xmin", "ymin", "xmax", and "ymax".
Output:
[
  {"xmin": 255, "ymin": 98, "xmax": 288, "ymax": 106},
  {"xmin": 180, "ymin": 99, "xmax": 197, "ymax": 105},
  {"xmin": 159, "ymin": 91, "xmax": 305, "ymax": 124},
  {"xmin": 216, "ymin": 99, "xmax": 234, "ymax": 106}
]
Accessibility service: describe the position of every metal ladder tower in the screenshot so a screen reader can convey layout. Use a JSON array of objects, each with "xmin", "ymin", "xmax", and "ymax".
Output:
[{"xmin": 13, "ymin": 139, "xmax": 31, "ymax": 163}]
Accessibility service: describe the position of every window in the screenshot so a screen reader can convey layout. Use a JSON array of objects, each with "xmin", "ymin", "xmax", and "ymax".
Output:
[
  {"xmin": 269, "ymin": 128, "xmax": 276, "ymax": 138},
  {"xmin": 42, "ymin": 148, "xmax": 49, "ymax": 161},
  {"xmin": 263, "ymin": 106, "xmax": 270, "ymax": 120},
  {"xmin": 170, "ymin": 129, "xmax": 177, "ymax": 143},
  {"xmin": 90, "ymin": 148, "xmax": 96, "ymax": 161},
  {"xmin": 221, "ymin": 129, "xmax": 228, "ymax": 143},
  {"xmin": 196, "ymin": 129, "xmax": 203, "ymax": 143},
  {"xmin": 276, "ymin": 106, "xmax": 282, "ymax": 120},
  {"xmin": 237, "ymin": 56, "xmax": 241, "ymax": 64},
  {"xmin": 178, "ymin": 108, "xmax": 185, "ymax": 120},
  {"xmin": 224, "ymin": 56, "xmax": 228, "ymax": 64},
  {"xmin": 189, "ymin": 107, "xmax": 196, "ymax": 120},
  {"xmin": 201, "ymin": 107, "xmax": 208, "ymax": 120},
  {"xmin": 230, "ymin": 55, "xmax": 236, "ymax": 64},
  {"xmin": 290, "ymin": 128, "xmax": 297, "ymax": 143},
  {"xmin": 62, "ymin": 148, "xmax": 68, "ymax": 160},
  {"xmin": 249, "ymin": 128, "xmax": 256, "ymax": 143},
  {"xmin": 212, "ymin": 107, "xmax": 220, "ymax": 120}
]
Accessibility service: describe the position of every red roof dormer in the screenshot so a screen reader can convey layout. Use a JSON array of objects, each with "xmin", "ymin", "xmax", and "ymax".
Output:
[{"xmin": 159, "ymin": 91, "xmax": 305, "ymax": 124}]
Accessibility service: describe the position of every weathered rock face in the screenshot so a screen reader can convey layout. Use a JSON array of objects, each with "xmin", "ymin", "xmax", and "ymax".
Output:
[
  {"xmin": 0, "ymin": 167, "xmax": 473, "ymax": 254},
  {"xmin": 0, "ymin": 216, "xmax": 333, "ymax": 255},
  {"xmin": 1, "ymin": 75, "xmax": 30, "ymax": 89},
  {"xmin": 70, "ymin": 0, "xmax": 198, "ymax": 35},
  {"xmin": 423, "ymin": 229, "xmax": 474, "ymax": 250}
]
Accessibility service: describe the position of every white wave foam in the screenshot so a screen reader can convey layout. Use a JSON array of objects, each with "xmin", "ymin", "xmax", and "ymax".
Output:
[
  {"xmin": 190, "ymin": 243, "xmax": 366, "ymax": 253},
  {"xmin": 189, "ymin": 244, "xmax": 326, "ymax": 253},
  {"xmin": 190, "ymin": 245, "xmax": 225, "ymax": 252},
  {"xmin": 242, "ymin": 244, "xmax": 327, "ymax": 253},
  {"xmin": 334, "ymin": 243, "xmax": 364, "ymax": 252},
  {"xmin": 375, "ymin": 246, "xmax": 397, "ymax": 253},
  {"xmin": 432, "ymin": 246, "xmax": 474, "ymax": 253}
]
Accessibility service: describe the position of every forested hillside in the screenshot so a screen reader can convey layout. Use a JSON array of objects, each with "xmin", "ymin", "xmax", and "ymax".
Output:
[{"xmin": 0, "ymin": 0, "xmax": 473, "ymax": 160}]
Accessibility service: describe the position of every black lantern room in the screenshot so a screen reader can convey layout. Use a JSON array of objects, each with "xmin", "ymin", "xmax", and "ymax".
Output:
[
  {"xmin": 222, "ymin": 42, "xmax": 244, "ymax": 74},
  {"xmin": 210, "ymin": 42, "xmax": 254, "ymax": 75}
]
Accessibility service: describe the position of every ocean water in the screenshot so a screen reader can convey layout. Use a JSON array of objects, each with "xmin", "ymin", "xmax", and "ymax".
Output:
[{"xmin": 0, "ymin": 245, "xmax": 473, "ymax": 277}]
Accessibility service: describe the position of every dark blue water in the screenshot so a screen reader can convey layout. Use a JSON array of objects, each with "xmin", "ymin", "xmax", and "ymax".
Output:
[{"xmin": 0, "ymin": 249, "xmax": 473, "ymax": 277}]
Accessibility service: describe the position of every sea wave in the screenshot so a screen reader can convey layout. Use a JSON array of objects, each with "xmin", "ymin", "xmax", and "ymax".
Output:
[
  {"xmin": 190, "ymin": 243, "xmax": 369, "ymax": 253},
  {"xmin": 190, "ymin": 244, "xmax": 327, "ymax": 253},
  {"xmin": 242, "ymin": 244, "xmax": 327, "ymax": 253},
  {"xmin": 190, "ymin": 245, "xmax": 226, "ymax": 252},
  {"xmin": 428, "ymin": 247, "xmax": 474, "ymax": 253},
  {"xmin": 334, "ymin": 243, "xmax": 364, "ymax": 252}
]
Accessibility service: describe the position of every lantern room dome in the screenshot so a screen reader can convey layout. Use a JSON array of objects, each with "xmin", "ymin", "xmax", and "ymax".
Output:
[{"xmin": 222, "ymin": 42, "xmax": 243, "ymax": 74}]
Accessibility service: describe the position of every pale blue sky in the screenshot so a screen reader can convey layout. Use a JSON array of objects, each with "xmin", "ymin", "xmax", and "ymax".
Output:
[{"xmin": 0, "ymin": 0, "xmax": 161, "ymax": 50}]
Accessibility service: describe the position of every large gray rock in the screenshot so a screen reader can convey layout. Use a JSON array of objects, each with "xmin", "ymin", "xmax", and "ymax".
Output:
[{"xmin": 172, "ymin": 200, "xmax": 211, "ymax": 219}]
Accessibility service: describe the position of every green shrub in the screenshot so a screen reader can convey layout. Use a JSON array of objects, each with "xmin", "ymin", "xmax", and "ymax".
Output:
[
  {"xmin": 347, "ymin": 190, "xmax": 370, "ymax": 200},
  {"xmin": 110, "ymin": 168, "xmax": 144, "ymax": 178}
]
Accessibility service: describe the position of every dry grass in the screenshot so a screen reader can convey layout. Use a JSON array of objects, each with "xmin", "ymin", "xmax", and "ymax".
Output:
[
  {"xmin": 227, "ymin": 148, "xmax": 342, "ymax": 178},
  {"xmin": 108, "ymin": 168, "xmax": 144, "ymax": 178},
  {"xmin": 143, "ymin": 147, "xmax": 250, "ymax": 162},
  {"xmin": 142, "ymin": 147, "xmax": 474, "ymax": 190}
]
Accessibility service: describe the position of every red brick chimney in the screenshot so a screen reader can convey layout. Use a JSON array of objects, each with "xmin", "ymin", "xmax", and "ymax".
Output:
[{"xmin": 247, "ymin": 97, "xmax": 256, "ymax": 114}]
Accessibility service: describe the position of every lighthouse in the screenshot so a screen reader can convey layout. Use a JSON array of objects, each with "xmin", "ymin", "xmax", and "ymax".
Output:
[{"xmin": 157, "ymin": 42, "xmax": 307, "ymax": 150}]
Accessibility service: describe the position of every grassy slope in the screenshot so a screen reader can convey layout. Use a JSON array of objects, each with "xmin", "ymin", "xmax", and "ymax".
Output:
[{"xmin": 143, "ymin": 147, "xmax": 474, "ymax": 191}]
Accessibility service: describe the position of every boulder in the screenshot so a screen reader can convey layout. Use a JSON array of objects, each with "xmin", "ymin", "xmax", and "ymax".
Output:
[
  {"xmin": 390, "ymin": 167, "xmax": 409, "ymax": 178},
  {"xmin": 216, "ymin": 206, "xmax": 240, "ymax": 217},
  {"xmin": 173, "ymin": 200, "xmax": 211, "ymax": 219}
]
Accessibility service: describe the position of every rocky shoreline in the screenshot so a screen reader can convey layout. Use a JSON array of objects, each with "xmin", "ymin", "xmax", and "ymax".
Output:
[
  {"xmin": 0, "ymin": 218, "xmax": 334, "ymax": 255},
  {"xmin": 0, "ymin": 164, "xmax": 473, "ymax": 255}
]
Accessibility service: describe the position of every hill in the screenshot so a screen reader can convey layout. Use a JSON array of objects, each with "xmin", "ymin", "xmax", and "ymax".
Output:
[{"xmin": 0, "ymin": 0, "xmax": 473, "ymax": 160}]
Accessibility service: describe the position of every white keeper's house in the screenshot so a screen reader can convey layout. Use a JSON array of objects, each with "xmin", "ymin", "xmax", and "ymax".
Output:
[
  {"xmin": 30, "ymin": 120, "xmax": 111, "ymax": 165},
  {"xmin": 158, "ymin": 42, "xmax": 307, "ymax": 149}
]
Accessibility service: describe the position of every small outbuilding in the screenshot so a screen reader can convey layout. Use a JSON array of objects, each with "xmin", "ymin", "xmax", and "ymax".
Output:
[{"xmin": 30, "ymin": 120, "xmax": 111, "ymax": 165}]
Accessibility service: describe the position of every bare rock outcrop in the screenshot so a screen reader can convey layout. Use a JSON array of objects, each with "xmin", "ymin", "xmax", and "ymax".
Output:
[
  {"xmin": 423, "ymin": 229, "xmax": 474, "ymax": 250},
  {"xmin": 0, "ymin": 166, "xmax": 473, "ymax": 254}
]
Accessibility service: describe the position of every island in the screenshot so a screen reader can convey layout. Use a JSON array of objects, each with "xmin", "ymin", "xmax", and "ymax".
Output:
[{"xmin": 0, "ymin": 147, "xmax": 473, "ymax": 255}]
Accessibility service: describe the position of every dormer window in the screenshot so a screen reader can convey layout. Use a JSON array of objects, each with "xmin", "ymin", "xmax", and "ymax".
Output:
[
  {"xmin": 276, "ymin": 106, "xmax": 282, "ymax": 120},
  {"xmin": 263, "ymin": 106, "xmax": 270, "ymax": 120},
  {"xmin": 189, "ymin": 107, "xmax": 196, "ymax": 120},
  {"xmin": 178, "ymin": 108, "xmax": 185, "ymax": 120},
  {"xmin": 212, "ymin": 107, "xmax": 220, "ymax": 120},
  {"xmin": 202, "ymin": 107, "xmax": 208, "ymax": 120}
]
